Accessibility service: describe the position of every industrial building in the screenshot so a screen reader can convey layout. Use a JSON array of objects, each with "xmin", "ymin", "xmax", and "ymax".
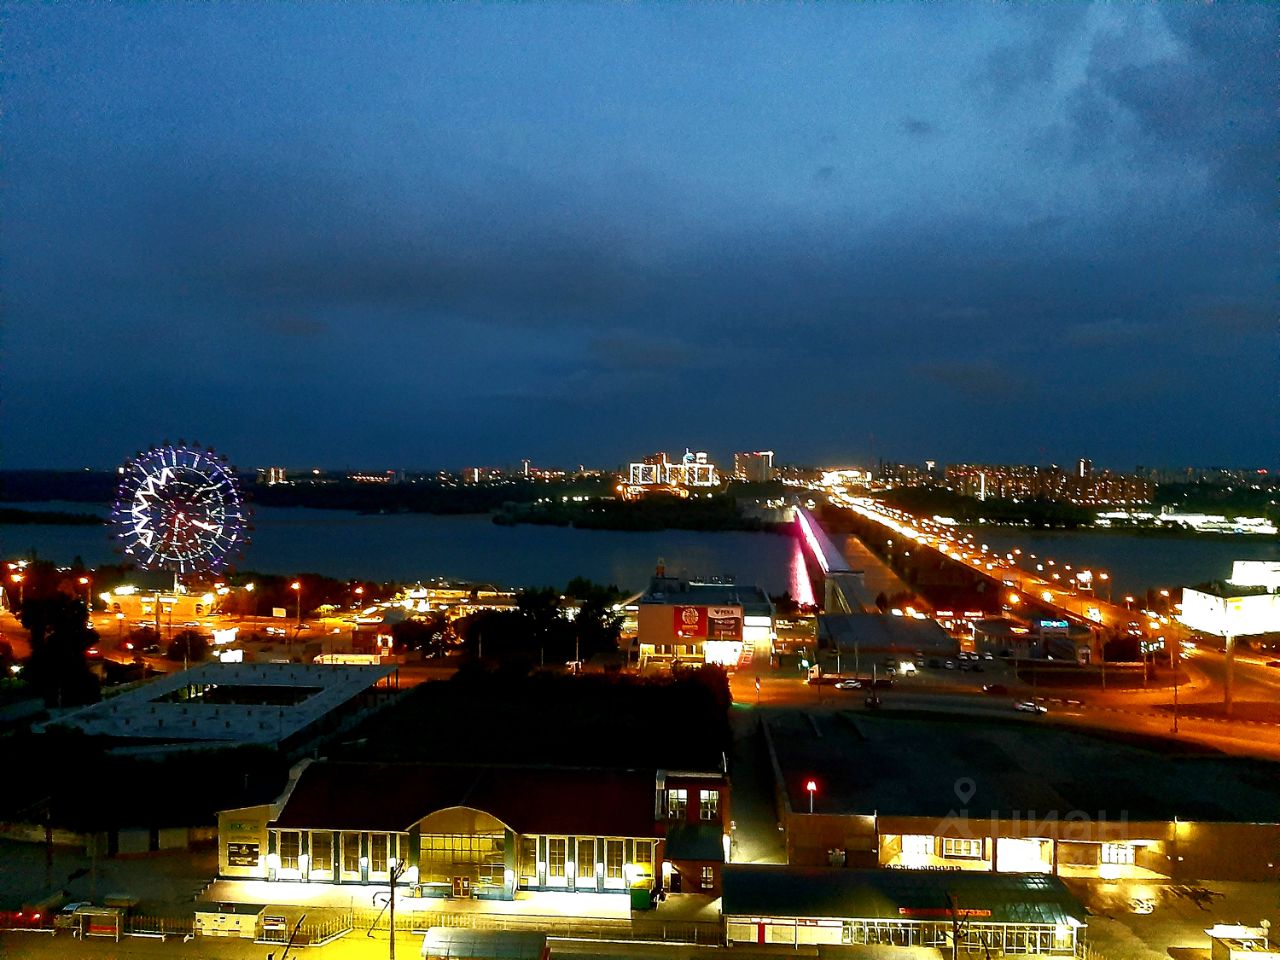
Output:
[{"xmin": 764, "ymin": 710, "xmax": 1280, "ymax": 883}]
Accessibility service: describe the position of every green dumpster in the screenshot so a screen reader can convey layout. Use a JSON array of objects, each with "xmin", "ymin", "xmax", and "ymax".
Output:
[{"xmin": 629, "ymin": 880, "xmax": 654, "ymax": 911}]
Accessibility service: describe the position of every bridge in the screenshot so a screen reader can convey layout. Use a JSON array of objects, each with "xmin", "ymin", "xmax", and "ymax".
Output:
[{"xmin": 793, "ymin": 506, "xmax": 876, "ymax": 613}]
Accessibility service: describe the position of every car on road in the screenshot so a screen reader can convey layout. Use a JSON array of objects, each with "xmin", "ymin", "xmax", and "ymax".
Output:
[
  {"xmin": 1128, "ymin": 898, "xmax": 1155, "ymax": 915},
  {"xmin": 141, "ymin": 644, "xmax": 161, "ymax": 654},
  {"xmin": 981, "ymin": 683, "xmax": 1009, "ymax": 695},
  {"xmin": 1014, "ymin": 700, "xmax": 1047, "ymax": 714},
  {"xmin": 834, "ymin": 680, "xmax": 863, "ymax": 690}
]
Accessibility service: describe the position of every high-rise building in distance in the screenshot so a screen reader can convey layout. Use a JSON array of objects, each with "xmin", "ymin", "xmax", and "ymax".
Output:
[{"xmin": 733, "ymin": 451, "xmax": 775, "ymax": 483}]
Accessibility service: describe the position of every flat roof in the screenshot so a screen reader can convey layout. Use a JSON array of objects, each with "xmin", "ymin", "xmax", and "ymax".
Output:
[
  {"xmin": 723, "ymin": 865, "xmax": 1086, "ymax": 926},
  {"xmin": 819, "ymin": 613, "xmax": 952, "ymax": 652},
  {"xmin": 765, "ymin": 710, "xmax": 1280, "ymax": 823},
  {"xmin": 45, "ymin": 662, "xmax": 394, "ymax": 746},
  {"xmin": 640, "ymin": 577, "xmax": 773, "ymax": 615}
]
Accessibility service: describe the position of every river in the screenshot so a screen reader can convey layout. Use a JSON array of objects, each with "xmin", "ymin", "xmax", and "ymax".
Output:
[
  {"xmin": 954, "ymin": 527, "xmax": 1280, "ymax": 596},
  {"xmin": 0, "ymin": 502, "xmax": 813, "ymax": 597}
]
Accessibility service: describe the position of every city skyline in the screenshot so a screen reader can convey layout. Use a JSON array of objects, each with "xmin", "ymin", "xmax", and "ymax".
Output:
[{"xmin": 3, "ymin": 4, "xmax": 1274, "ymax": 469}]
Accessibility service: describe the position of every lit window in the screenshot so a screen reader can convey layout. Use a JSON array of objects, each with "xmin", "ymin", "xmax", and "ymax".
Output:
[
  {"xmin": 370, "ymin": 834, "xmax": 388, "ymax": 873},
  {"xmin": 1101, "ymin": 843, "xmax": 1135, "ymax": 865},
  {"xmin": 901, "ymin": 835, "xmax": 932, "ymax": 858},
  {"xmin": 310, "ymin": 832, "xmax": 332, "ymax": 872},
  {"xmin": 279, "ymin": 832, "xmax": 300, "ymax": 870},
  {"xmin": 700, "ymin": 790, "xmax": 720, "ymax": 821},
  {"xmin": 605, "ymin": 840, "xmax": 624, "ymax": 879},
  {"xmin": 668, "ymin": 789, "xmax": 687, "ymax": 820},
  {"xmin": 548, "ymin": 838, "xmax": 567, "ymax": 878},
  {"xmin": 941, "ymin": 837, "xmax": 983, "ymax": 859},
  {"xmin": 701, "ymin": 865, "xmax": 715, "ymax": 890},
  {"xmin": 342, "ymin": 833, "xmax": 360, "ymax": 873}
]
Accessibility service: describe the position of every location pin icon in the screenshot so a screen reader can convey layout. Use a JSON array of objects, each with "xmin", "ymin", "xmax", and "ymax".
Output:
[{"xmin": 954, "ymin": 777, "xmax": 976, "ymax": 806}]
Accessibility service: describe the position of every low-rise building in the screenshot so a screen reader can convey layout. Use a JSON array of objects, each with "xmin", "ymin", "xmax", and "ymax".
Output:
[
  {"xmin": 723, "ymin": 865, "xmax": 1086, "ymax": 954},
  {"xmin": 41, "ymin": 662, "xmax": 397, "ymax": 753},
  {"xmin": 636, "ymin": 572, "xmax": 774, "ymax": 668},
  {"xmin": 218, "ymin": 761, "xmax": 730, "ymax": 899}
]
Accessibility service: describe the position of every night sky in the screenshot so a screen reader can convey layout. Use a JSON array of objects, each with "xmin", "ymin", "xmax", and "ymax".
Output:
[{"xmin": 3, "ymin": 3, "xmax": 1274, "ymax": 471}]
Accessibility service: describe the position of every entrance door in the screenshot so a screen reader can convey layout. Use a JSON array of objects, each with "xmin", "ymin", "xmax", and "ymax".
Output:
[{"xmin": 670, "ymin": 868, "xmax": 682, "ymax": 893}]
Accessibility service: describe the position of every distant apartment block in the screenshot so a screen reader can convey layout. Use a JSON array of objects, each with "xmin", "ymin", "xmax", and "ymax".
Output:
[
  {"xmin": 256, "ymin": 466, "xmax": 288, "ymax": 485},
  {"xmin": 944, "ymin": 462, "xmax": 1153, "ymax": 506},
  {"xmin": 732, "ymin": 451, "xmax": 775, "ymax": 483}
]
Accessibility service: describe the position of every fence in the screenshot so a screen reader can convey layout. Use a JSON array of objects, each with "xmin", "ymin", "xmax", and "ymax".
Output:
[
  {"xmin": 127, "ymin": 914, "xmax": 195, "ymax": 937},
  {"xmin": 260, "ymin": 911, "xmax": 353, "ymax": 946},
  {"xmin": 349, "ymin": 906, "xmax": 722, "ymax": 946}
]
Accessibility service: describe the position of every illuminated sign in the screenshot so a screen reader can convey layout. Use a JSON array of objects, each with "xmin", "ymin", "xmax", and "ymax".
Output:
[
  {"xmin": 898, "ymin": 907, "xmax": 992, "ymax": 918},
  {"xmin": 674, "ymin": 606, "xmax": 707, "ymax": 638},
  {"xmin": 1038, "ymin": 619, "xmax": 1069, "ymax": 634},
  {"xmin": 673, "ymin": 605, "xmax": 742, "ymax": 640}
]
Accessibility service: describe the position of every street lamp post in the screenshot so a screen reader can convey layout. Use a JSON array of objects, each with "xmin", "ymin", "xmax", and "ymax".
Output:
[
  {"xmin": 290, "ymin": 580, "xmax": 302, "ymax": 663},
  {"xmin": 805, "ymin": 779, "xmax": 817, "ymax": 815}
]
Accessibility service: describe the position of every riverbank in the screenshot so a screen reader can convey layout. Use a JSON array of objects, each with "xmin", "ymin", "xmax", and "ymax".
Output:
[
  {"xmin": 493, "ymin": 495, "xmax": 789, "ymax": 533},
  {"xmin": 0, "ymin": 507, "xmax": 102, "ymax": 526}
]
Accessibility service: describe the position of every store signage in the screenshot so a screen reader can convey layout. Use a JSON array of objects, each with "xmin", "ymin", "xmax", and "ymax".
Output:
[
  {"xmin": 673, "ymin": 605, "xmax": 743, "ymax": 640},
  {"xmin": 898, "ymin": 907, "xmax": 992, "ymax": 918},
  {"xmin": 674, "ymin": 606, "xmax": 707, "ymax": 638}
]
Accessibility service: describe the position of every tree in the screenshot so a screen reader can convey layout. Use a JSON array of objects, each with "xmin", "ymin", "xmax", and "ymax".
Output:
[
  {"xmin": 874, "ymin": 591, "xmax": 889, "ymax": 612},
  {"xmin": 390, "ymin": 615, "xmax": 450, "ymax": 657},
  {"xmin": 167, "ymin": 630, "xmax": 209, "ymax": 664},
  {"xmin": 18, "ymin": 594, "xmax": 100, "ymax": 707}
]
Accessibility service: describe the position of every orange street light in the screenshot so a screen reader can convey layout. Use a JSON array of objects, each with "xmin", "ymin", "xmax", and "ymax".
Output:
[{"xmin": 805, "ymin": 779, "xmax": 817, "ymax": 814}]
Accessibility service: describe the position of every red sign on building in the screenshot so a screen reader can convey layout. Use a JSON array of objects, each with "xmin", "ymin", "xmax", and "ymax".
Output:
[{"xmin": 674, "ymin": 606, "xmax": 707, "ymax": 638}]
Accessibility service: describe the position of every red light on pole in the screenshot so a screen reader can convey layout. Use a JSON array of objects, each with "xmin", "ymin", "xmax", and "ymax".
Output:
[{"xmin": 805, "ymin": 779, "xmax": 817, "ymax": 814}]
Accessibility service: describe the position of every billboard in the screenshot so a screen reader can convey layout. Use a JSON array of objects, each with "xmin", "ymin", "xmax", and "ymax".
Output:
[{"xmin": 673, "ymin": 605, "xmax": 743, "ymax": 640}]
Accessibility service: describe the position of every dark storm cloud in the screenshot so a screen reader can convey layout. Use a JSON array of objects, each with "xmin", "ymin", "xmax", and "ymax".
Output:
[{"xmin": 1, "ymin": 3, "xmax": 1274, "ymax": 469}]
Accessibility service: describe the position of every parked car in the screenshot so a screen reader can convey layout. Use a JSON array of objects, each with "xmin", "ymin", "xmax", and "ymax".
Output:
[
  {"xmin": 982, "ymin": 651, "xmax": 995, "ymax": 660},
  {"xmin": 1129, "ymin": 898, "xmax": 1155, "ymax": 915},
  {"xmin": 834, "ymin": 680, "xmax": 863, "ymax": 690},
  {"xmin": 142, "ymin": 644, "xmax": 161, "ymax": 654},
  {"xmin": 1014, "ymin": 700, "xmax": 1047, "ymax": 714},
  {"xmin": 943, "ymin": 659, "xmax": 956, "ymax": 670},
  {"xmin": 54, "ymin": 903, "xmax": 92, "ymax": 928}
]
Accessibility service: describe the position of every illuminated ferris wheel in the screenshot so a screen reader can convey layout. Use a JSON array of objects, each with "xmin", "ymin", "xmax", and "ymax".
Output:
[{"xmin": 111, "ymin": 442, "xmax": 250, "ymax": 575}]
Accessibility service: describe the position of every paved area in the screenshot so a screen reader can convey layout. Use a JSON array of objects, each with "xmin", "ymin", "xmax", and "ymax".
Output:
[
  {"xmin": 1071, "ymin": 879, "xmax": 1280, "ymax": 960},
  {"xmin": 0, "ymin": 841, "xmax": 215, "ymax": 914}
]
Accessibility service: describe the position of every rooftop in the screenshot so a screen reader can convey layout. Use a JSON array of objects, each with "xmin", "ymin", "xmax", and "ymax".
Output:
[
  {"xmin": 44, "ymin": 662, "xmax": 395, "ymax": 747},
  {"xmin": 723, "ymin": 865, "xmax": 1086, "ymax": 926},
  {"xmin": 765, "ymin": 710, "xmax": 1280, "ymax": 823},
  {"xmin": 640, "ymin": 576, "xmax": 773, "ymax": 616},
  {"xmin": 272, "ymin": 761, "xmax": 661, "ymax": 837},
  {"xmin": 819, "ymin": 613, "xmax": 952, "ymax": 653},
  {"xmin": 342, "ymin": 672, "xmax": 730, "ymax": 772}
]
